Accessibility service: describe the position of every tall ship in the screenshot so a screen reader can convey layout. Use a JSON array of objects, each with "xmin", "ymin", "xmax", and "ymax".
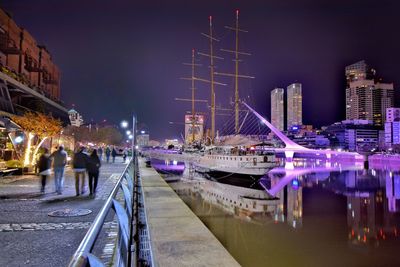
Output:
[{"xmin": 177, "ymin": 11, "xmax": 277, "ymax": 178}]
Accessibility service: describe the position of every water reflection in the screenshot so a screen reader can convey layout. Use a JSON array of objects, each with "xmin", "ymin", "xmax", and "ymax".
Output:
[{"xmin": 155, "ymin": 158, "xmax": 400, "ymax": 266}]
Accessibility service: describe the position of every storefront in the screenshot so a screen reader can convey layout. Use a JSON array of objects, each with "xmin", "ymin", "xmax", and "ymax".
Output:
[{"xmin": 0, "ymin": 117, "xmax": 23, "ymax": 171}]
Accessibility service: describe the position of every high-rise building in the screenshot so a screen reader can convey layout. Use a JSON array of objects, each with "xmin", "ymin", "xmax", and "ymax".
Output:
[
  {"xmin": 271, "ymin": 88, "xmax": 284, "ymax": 131},
  {"xmin": 287, "ymin": 83, "xmax": 302, "ymax": 130},
  {"xmin": 345, "ymin": 61, "xmax": 394, "ymax": 126}
]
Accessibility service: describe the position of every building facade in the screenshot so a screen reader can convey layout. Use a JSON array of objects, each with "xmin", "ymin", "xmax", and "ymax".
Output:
[
  {"xmin": 287, "ymin": 83, "xmax": 302, "ymax": 130},
  {"xmin": 271, "ymin": 88, "xmax": 284, "ymax": 131},
  {"xmin": 137, "ymin": 133, "xmax": 150, "ymax": 148},
  {"xmin": 384, "ymin": 108, "xmax": 400, "ymax": 148},
  {"xmin": 326, "ymin": 120, "xmax": 383, "ymax": 151},
  {"xmin": 0, "ymin": 8, "xmax": 68, "ymax": 123},
  {"xmin": 345, "ymin": 61, "xmax": 394, "ymax": 126},
  {"xmin": 68, "ymin": 109, "xmax": 83, "ymax": 127},
  {"xmin": 345, "ymin": 60, "xmax": 375, "ymax": 86},
  {"xmin": 184, "ymin": 114, "xmax": 204, "ymax": 144}
]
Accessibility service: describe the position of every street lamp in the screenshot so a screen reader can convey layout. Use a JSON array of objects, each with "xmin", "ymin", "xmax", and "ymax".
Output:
[
  {"xmin": 128, "ymin": 134, "xmax": 133, "ymax": 140},
  {"xmin": 120, "ymin": 120, "xmax": 128, "ymax": 128},
  {"xmin": 126, "ymin": 130, "xmax": 131, "ymax": 135}
]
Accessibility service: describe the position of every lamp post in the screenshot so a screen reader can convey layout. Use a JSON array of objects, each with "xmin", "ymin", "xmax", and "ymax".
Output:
[{"xmin": 121, "ymin": 117, "xmax": 136, "ymax": 159}]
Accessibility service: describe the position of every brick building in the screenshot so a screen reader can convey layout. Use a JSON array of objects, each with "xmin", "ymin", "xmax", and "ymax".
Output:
[{"xmin": 0, "ymin": 7, "xmax": 67, "ymax": 122}]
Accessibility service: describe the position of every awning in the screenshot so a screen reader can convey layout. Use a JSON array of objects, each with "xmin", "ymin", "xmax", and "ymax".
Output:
[{"xmin": 0, "ymin": 117, "xmax": 21, "ymax": 131}]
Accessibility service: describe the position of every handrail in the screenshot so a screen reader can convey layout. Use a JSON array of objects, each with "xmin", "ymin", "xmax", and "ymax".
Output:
[{"xmin": 68, "ymin": 156, "xmax": 136, "ymax": 267}]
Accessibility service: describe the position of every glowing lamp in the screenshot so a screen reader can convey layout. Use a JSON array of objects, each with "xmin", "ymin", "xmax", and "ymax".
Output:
[{"xmin": 15, "ymin": 136, "xmax": 23, "ymax": 144}]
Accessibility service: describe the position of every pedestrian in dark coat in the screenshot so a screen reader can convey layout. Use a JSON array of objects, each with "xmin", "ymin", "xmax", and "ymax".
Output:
[
  {"xmin": 38, "ymin": 148, "xmax": 51, "ymax": 193},
  {"xmin": 122, "ymin": 150, "xmax": 127, "ymax": 162},
  {"xmin": 87, "ymin": 149, "xmax": 101, "ymax": 196},
  {"xmin": 105, "ymin": 146, "xmax": 111, "ymax": 163},
  {"xmin": 73, "ymin": 147, "xmax": 89, "ymax": 196},
  {"xmin": 111, "ymin": 147, "xmax": 117, "ymax": 163},
  {"xmin": 98, "ymin": 147, "xmax": 103, "ymax": 161}
]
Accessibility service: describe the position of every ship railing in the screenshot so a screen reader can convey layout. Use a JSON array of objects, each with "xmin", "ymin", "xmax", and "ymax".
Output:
[{"xmin": 68, "ymin": 155, "xmax": 139, "ymax": 267}]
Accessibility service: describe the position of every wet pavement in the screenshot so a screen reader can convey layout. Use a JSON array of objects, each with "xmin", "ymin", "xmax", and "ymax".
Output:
[{"xmin": 0, "ymin": 160, "xmax": 127, "ymax": 267}]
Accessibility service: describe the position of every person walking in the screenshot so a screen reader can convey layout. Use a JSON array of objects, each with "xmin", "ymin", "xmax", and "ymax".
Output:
[
  {"xmin": 73, "ymin": 147, "xmax": 89, "ymax": 196},
  {"xmin": 111, "ymin": 147, "xmax": 117, "ymax": 163},
  {"xmin": 38, "ymin": 148, "xmax": 51, "ymax": 193},
  {"xmin": 98, "ymin": 146, "xmax": 103, "ymax": 161},
  {"xmin": 105, "ymin": 146, "xmax": 111, "ymax": 163},
  {"xmin": 87, "ymin": 149, "xmax": 101, "ymax": 197},
  {"xmin": 122, "ymin": 150, "xmax": 127, "ymax": 163},
  {"xmin": 51, "ymin": 145, "xmax": 68, "ymax": 194}
]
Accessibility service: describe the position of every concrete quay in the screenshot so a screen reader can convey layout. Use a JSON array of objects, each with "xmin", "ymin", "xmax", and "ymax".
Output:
[{"xmin": 139, "ymin": 159, "xmax": 240, "ymax": 267}]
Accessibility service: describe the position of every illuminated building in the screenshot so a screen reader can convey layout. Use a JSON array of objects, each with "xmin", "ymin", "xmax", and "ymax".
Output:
[
  {"xmin": 384, "ymin": 108, "xmax": 400, "ymax": 148},
  {"xmin": 271, "ymin": 88, "xmax": 284, "ymax": 131},
  {"xmin": 137, "ymin": 133, "xmax": 150, "ymax": 148},
  {"xmin": 184, "ymin": 114, "xmax": 204, "ymax": 144},
  {"xmin": 345, "ymin": 61, "xmax": 394, "ymax": 126},
  {"xmin": 345, "ymin": 60, "xmax": 375, "ymax": 86},
  {"xmin": 326, "ymin": 120, "xmax": 383, "ymax": 151},
  {"xmin": 286, "ymin": 83, "xmax": 302, "ymax": 130},
  {"xmin": 0, "ymin": 8, "xmax": 68, "ymax": 122},
  {"xmin": 68, "ymin": 109, "xmax": 83, "ymax": 127}
]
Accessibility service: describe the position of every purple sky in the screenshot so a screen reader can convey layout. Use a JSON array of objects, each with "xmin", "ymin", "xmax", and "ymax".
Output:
[{"xmin": 2, "ymin": 0, "xmax": 400, "ymax": 141}]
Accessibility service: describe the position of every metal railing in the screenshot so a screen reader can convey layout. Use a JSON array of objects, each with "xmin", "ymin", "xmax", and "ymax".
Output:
[{"xmin": 68, "ymin": 155, "xmax": 139, "ymax": 267}]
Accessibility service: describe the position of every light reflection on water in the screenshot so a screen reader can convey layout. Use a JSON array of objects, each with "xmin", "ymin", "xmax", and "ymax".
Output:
[{"xmin": 154, "ymin": 158, "xmax": 400, "ymax": 267}]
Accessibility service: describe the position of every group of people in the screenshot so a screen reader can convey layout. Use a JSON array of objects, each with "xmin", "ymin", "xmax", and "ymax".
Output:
[
  {"xmin": 97, "ymin": 146, "xmax": 126, "ymax": 163},
  {"xmin": 37, "ymin": 146, "xmax": 101, "ymax": 197}
]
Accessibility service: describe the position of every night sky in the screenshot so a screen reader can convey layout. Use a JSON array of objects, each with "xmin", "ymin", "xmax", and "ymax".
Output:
[{"xmin": 2, "ymin": 0, "xmax": 400, "ymax": 141}]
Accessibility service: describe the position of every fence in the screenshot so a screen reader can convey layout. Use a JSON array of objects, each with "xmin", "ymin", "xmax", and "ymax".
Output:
[{"xmin": 68, "ymin": 155, "xmax": 139, "ymax": 267}]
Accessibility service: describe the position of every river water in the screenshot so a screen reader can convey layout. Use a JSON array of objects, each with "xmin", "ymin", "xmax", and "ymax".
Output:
[{"xmin": 151, "ymin": 158, "xmax": 400, "ymax": 267}]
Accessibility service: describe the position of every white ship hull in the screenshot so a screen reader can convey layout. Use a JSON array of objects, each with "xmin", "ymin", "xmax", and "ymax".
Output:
[{"xmin": 194, "ymin": 154, "xmax": 276, "ymax": 176}]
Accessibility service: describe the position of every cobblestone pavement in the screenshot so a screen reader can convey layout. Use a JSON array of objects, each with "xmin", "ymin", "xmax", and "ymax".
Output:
[{"xmin": 0, "ymin": 159, "xmax": 127, "ymax": 267}]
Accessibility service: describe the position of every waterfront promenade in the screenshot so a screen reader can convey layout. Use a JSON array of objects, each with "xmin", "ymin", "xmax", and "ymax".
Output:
[{"xmin": 0, "ymin": 161, "xmax": 127, "ymax": 267}]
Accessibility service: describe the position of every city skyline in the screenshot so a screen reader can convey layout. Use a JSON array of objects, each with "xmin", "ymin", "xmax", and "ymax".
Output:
[{"xmin": 2, "ymin": 0, "xmax": 400, "ymax": 140}]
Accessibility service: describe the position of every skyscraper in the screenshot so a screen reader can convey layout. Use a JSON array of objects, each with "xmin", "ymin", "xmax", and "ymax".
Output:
[
  {"xmin": 287, "ymin": 83, "xmax": 302, "ymax": 130},
  {"xmin": 345, "ymin": 60, "xmax": 394, "ymax": 126},
  {"xmin": 345, "ymin": 60, "xmax": 376, "ymax": 86},
  {"xmin": 271, "ymin": 88, "xmax": 284, "ymax": 131}
]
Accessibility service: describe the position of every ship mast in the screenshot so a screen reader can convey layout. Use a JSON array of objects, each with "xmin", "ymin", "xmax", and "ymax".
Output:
[
  {"xmin": 190, "ymin": 49, "xmax": 196, "ymax": 142},
  {"xmin": 176, "ymin": 49, "xmax": 207, "ymax": 144},
  {"xmin": 216, "ymin": 10, "xmax": 254, "ymax": 135},
  {"xmin": 199, "ymin": 16, "xmax": 225, "ymax": 142}
]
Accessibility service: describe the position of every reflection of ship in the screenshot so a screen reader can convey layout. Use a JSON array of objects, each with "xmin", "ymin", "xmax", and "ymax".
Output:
[{"xmin": 172, "ymin": 177, "xmax": 281, "ymax": 219}]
